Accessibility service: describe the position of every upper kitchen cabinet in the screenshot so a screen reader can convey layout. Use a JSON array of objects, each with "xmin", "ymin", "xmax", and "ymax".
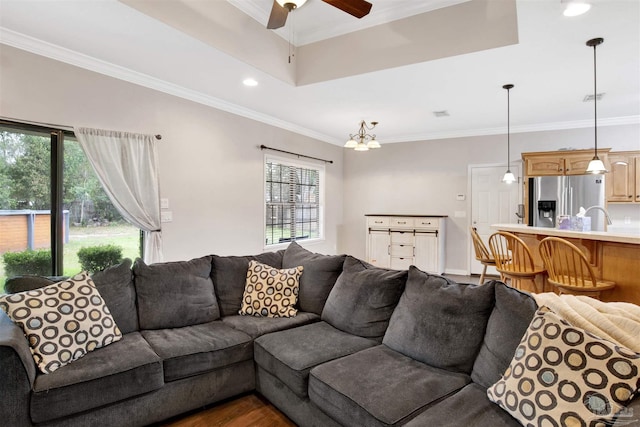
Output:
[
  {"xmin": 607, "ymin": 151, "xmax": 640, "ymax": 203},
  {"xmin": 524, "ymin": 149, "xmax": 611, "ymax": 176}
]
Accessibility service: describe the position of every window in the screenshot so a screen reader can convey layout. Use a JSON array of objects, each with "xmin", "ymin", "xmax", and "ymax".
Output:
[
  {"xmin": 265, "ymin": 156, "xmax": 324, "ymax": 246},
  {"xmin": 0, "ymin": 121, "xmax": 141, "ymax": 292}
]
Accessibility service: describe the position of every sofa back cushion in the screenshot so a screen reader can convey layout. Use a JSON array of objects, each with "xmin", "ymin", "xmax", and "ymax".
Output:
[
  {"xmin": 211, "ymin": 251, "xmax": 284, "ymax": 317},
  {"xmin": 282, "ymin": 242, "xmax": 346, "ymax": 315},
  {"xmin": 382, "ymin": 267, "xmax": 495, "ymax": 374},
  {"xmin": 133, "ymin": 256, "xmax": 219, "ymax": 329},
  {"xmin": 471, "ymin": 282, "xmax": 538, "ymax": 388},
  {"xmin": 321, "ymin": 256, "xmax": 407, "ymax": 341},
  {"xmin": 91, "ymin": 258, "xmax": 138, "ymax": 334}
]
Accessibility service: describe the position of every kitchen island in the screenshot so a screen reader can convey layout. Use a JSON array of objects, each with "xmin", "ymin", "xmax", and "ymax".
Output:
[{"xmin": 491, "ymin": 224, "xmax": 640, "ymax": 306}]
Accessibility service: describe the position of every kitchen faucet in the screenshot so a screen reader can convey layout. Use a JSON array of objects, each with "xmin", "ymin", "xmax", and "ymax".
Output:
[{"xmin": 584, "ymin": 206, "xmax": 613, "ymax": 225}]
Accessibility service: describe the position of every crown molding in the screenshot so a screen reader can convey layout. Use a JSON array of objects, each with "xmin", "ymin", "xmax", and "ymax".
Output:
[
  {"xmin": 386, "ymin": 116, "xmax": 640, "ymax": 144},
  {"xmin": 0, "ymin": 28, "xmax": 340, "ymax": 145}
]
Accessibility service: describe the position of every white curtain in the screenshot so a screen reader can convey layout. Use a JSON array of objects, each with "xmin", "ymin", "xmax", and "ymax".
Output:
[{"xmin": 74, "ymin": 127, "xmax": 163, "ymax": 264}]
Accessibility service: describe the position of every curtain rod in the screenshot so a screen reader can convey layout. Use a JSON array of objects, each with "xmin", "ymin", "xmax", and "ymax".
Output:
[
  {"xmin": 259, "ymin": 145, "xmax": 333, "ymax": 164},
  {"xmin": 0, "ymin": 117, "xmax": 161, "ymax": 140}
]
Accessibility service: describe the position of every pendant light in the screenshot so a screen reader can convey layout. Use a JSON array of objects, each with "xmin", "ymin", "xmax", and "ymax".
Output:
[
  {"xmin": 585, "ymin": 37, "xmax": 608, "ymax": 174},
  {"xmin": 502, "ymin": 84, "xmax": 516, "ymax": 184}
]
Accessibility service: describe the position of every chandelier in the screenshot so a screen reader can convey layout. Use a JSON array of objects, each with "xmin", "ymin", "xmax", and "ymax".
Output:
[{"xmin": 344, "ymin": 121, "xmax": 380, "ymax": 151}]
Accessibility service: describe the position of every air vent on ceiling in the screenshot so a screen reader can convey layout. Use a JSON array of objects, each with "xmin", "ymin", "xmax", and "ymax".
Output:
[
  {"xmin": 583, "ymin": 93, "xmax": 605, "ymax": 102},
  {"xmin": 433, "ymin": 110, "xmax": 450, "ymax": 117}
]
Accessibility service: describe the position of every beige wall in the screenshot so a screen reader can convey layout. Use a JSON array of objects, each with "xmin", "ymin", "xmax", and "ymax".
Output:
[
  {"xmin": 1, "ymin": 45, "xmax": 638, "ymax": 272},
  {"xmin": 0, "ymin": 46, "xmax": 343, "ymax": 261},
  {"xmin": 341, "ymin": 125, "xmax": 640, "ymax": 274}
]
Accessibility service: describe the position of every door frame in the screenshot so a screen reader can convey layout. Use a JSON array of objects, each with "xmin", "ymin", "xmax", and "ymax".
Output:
[{"xmin": 466, "ymin": 161, "xmax": 523, "ymax": 276}]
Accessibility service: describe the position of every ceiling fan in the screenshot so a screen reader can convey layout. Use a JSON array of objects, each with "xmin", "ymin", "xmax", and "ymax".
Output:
[{"xmin": 267, "ymin": 0, "xmax": 373, "ymax": 30}]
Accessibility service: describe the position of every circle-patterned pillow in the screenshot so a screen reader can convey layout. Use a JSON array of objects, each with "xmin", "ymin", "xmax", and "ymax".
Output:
[
  {"xmin": 239, "ymin": 260, "xmax": 303, "ymax": 318},
  {"xmin": 0, "ymin": 272, "xmax": 122, "ymax": 374},
  {"xmin": 487, "ymin": 306, "xmax": 640, "ymax": 426}
]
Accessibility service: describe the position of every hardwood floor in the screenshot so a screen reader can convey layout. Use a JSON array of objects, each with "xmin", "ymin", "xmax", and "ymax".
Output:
[{"xmin": 158, "ymin": 393, "xmax": 296, "ymax": 427}]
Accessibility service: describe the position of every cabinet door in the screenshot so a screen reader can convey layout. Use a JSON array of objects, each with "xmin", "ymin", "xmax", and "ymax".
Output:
[
  {"xmin": 565, "ymin": 154, "xmax": 598, "ymax": 175},
  {"xmin": 367, "ymin": 230, "xmax": 390, "ymax": 268},
  {"xmin": 526, "ymin": 156, "xmax": 565, "ymax": 176},
  {"xmin": 391, "ymin": 256, "xmax": 413, "ymax": 270},
  {"xmin": 607, "ymin": 155, "xmax": 634, "ymax": 202},
  {"xmin": 414, "ymin": 232, "xmax": 438, "ymax": 273}
]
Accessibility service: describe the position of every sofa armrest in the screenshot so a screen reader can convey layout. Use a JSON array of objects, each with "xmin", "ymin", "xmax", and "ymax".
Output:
[{"xmin": 0, "ymin": 312, "xmax": 35, "ymax": 427}]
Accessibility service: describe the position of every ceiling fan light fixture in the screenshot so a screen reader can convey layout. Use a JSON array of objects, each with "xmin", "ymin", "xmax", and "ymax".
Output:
[
  {"xmin": 562, "ymin": 0, "xmax": 591, "ymax": 17},
  {"xmin": 276, "ymin": 0, "xmax": 307, "ymax": 10}
]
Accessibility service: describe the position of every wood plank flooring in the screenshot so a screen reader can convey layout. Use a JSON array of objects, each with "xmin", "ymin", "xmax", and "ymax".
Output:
[{"xmin": 158, "ymin": 393, "xmax": 296, "ymax": 427}]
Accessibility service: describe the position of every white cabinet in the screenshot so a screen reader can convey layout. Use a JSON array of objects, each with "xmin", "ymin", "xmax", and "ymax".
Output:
[{"xmin": 365, "ymin": 215, "xmax": 446, "ymax": 274}]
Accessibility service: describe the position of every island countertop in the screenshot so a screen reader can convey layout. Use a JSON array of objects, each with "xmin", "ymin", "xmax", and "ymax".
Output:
[
  {"xmin": 491, "ymin": 223, "xmax": 640, "ymax": 245},
  {"xmin": 490, "ymin": 223, "xmax": 640, "ymax": 306}
]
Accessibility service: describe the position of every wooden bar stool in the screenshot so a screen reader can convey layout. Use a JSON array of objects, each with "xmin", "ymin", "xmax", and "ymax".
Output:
[
  {"xmin": 488, "ymin": 231, "xmax": 546, "ymax": 292},
  {"xmin": 539, "ymin": 237, "xmax": 615, "ymax": 299},
  {"xmin": 470, "ymin": 227, "xmax": 496, "ymax": 285}
]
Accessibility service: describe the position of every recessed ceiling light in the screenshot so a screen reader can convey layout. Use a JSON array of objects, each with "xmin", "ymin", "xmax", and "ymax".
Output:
[
  {"xmin": 243, "ymin": 78, "xmax": 258, "ymax": 87},
  {"xmin": 562, "ymin": 1, "xmax": 591, "ymax": 17}
]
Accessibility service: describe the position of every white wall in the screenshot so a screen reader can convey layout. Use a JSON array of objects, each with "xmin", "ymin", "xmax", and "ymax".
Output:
[
  {"xmin": 341, "ymin": 125, "xmax": 640, "ymax": 273},
  {"xmin": 0, "ymin": 46, "xmax": 343, "ymax": 261}
]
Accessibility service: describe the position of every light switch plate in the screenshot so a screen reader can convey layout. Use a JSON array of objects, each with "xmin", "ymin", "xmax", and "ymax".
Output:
[
  {"xmin": 161, "ymin": 211, "xmax": 173, "ymax": 222},
  {"xmin": 456, "ymin": 194, "xmax": 466, "ymax": 201},
  {"xmin": 160, "ymin": 198, "xmax": 170, "ymax": 209}
]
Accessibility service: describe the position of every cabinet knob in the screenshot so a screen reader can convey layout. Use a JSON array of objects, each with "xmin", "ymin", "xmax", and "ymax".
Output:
[{"xmin": 630, "ymin": 195, "xmax": 633, "ymax": 198}]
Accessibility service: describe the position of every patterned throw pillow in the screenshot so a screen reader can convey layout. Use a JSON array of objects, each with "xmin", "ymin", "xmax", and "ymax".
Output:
[
  {"xmin": 487, "ymin": 307, "xmax": 640, "ymax": 426},
  {"xmin": 239, "ymin": 261, "xmax": 303, "ymax": 318},
  {"xmin": 0, "ymin": 272, "xmax": 122, "ymax": 374}
]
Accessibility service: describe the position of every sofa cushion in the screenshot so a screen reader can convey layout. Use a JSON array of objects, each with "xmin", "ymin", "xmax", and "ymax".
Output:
[
  {"xmin": 0, "ymin": 272, "xmax": 122, "ymax": 374},
  {"xmin": 211, "ymin": 251, "xmax": 284, "ymax": 317},
  {"xmin": 133, "ymin": 256, "xmax": 219, "ymax": 329},
  {"xmin": 282, "ymin": 242, "xmax": 346, "ymax": 315},
  {"xmin": 382, "ymin": 267, "xmax": 495, "ymax": 374},
  {"xmin": 30, "ymin": 331, "xmax": 163, "ymax": 423},
  {"xmin": 321, "ymin": 256, "xmax": 407, "ymax": 341},
  {"xmin": 239, "ymin": 261, "xmax": 303, "ymax": 318},
  {"xmin": 487, "ymin": 307, "xmax": 640, "ymax": 427},
  {"xmin": 403, "ymin": 383, "xmax": 521, "ymax": 426},
  {"xmin": 91, "ymin": 258, "xmax": 138, "ymax": 334},
  {"xmin": 309, "ymin": 345, "xmax": 470, "ymax": 427},
  {"xmin": 222, "ymin": 311, "xmax": 320, "ymax": 339},
  {"xmin": 141, "ymin": 321, "xmax": 253, "ymax": 382},
  {"xmin": 255, "ymin": 321, "xmax": 378, "ymax": 398},
  {"xmin": 471, "ymin": 282, "xmax": 538, "ymax": 388}
]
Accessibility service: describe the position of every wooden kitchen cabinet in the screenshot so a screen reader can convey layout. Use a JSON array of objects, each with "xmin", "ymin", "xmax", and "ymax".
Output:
[
  {"xmin": 365, "ymin": 215, "xmax": 446, "ymax": 274},
  {"xmin": 607, "ymin": 151, "xmax": 640, "ymax": 203},
  {"xmin": 524, "ymin": 149, "xmax": 611, "ymax": 176}
]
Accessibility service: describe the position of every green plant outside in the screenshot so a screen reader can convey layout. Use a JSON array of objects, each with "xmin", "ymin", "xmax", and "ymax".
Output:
[
  {"xmin": 77, "ymin": 244, "xmax": 123, "ymax": 274},
  {"xmin": 1, "ymin": 224, "xmax": 140, "ymax": 293}
]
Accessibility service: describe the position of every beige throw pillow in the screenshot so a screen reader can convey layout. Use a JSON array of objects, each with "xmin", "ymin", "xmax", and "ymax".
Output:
[
  {"xmin": 239, "ymin": 260, "xmax": 303, "ymax": 318},
  {"xmin": 0, "ymin": 272, "xmax": 122, "ymax": 374},
  {"xmin": 487, "ymin": 307, "xmax": 640, "ymax": 426}
]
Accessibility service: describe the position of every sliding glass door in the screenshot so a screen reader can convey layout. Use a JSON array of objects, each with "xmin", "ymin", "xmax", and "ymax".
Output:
[{"xmin": 0, "ymin": 122, "xmax": 141, "ymax": 292}]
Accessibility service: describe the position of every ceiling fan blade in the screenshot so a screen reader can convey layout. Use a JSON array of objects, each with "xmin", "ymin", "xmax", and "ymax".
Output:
[
  {"xmin": 322, "ymin": 0, "xmax": 372, "ymax": 19},
  {"xmin": 267, "ymin": 0, "xmax": 288, "ymax": 29}
]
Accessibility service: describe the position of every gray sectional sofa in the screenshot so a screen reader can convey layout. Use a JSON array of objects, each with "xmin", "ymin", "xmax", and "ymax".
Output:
[{"xmin": 0, "ymin": 242, "xmax": 638, "ymax": 427}]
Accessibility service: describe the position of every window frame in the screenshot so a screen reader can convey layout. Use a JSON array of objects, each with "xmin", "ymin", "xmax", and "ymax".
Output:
[{"xmin": 263, "ymin": 154, "xmax": 325, "ymax": 250}]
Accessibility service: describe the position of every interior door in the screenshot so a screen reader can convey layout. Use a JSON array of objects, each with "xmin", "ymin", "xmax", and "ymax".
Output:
[{"xmin": 470, "ymin": 165, "xmax": 521, "ymax": 276}]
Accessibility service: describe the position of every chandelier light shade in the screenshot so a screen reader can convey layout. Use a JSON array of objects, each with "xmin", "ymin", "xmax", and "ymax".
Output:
[
  {"xmin": 502, "ymin": 84, "xmax": 516, "ymax": 184},
  {"xmin": 585, "ymin": 37, "xmax": 608, "ymax": 174},
  {"xmin": 345, "ymin": 120, "xmax": 380, "ymax": 151}
]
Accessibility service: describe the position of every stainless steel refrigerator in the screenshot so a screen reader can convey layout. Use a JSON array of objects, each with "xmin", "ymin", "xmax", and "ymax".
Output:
[{"xmin": 528, "ymin": 175, "xmax": 606, "ymax": 231}]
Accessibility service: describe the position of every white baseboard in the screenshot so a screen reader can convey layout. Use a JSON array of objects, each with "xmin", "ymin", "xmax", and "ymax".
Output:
[{"xmin": 444, "ymin": 269, "xmax": 469, "ymax": 276}]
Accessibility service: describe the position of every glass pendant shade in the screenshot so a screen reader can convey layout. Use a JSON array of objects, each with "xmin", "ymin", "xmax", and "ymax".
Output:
[
  {"xmin": 354, "ymin": 141, "xmax": 369, "ymax": 151},
  {"xmin": 502, "ymin": 170, "xmax": 516, "ymax": 184},
  {"xmin": 366, "ymin": 139, "xmax": 381, "ymax": 149},
  {"xmin": 344, "ymin": 139, "xmax": 357, "ymax": 148},
  {"xmin": 586, "ymin": 157, "xmax": 607, "ymax": 174}
]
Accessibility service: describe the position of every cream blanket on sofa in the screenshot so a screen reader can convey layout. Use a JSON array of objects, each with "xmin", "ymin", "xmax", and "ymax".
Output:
[{"xmin": 533, "ymin": 292, "xmax": 640, "ymax": 353}]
